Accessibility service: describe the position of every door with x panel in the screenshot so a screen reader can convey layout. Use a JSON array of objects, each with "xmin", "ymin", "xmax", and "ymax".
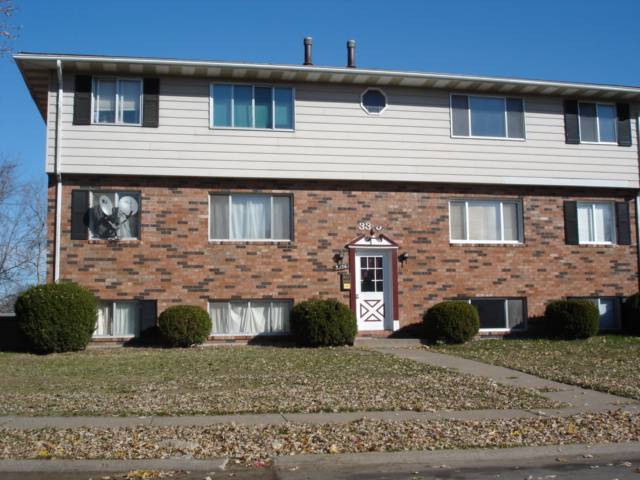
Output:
[{"xmin": 354, "ymin": 249, "xmax": 391, "ymax": 331}]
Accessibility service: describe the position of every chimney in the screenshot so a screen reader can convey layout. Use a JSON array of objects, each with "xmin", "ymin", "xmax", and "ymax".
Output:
[
  {"xmin": 303, "ymin": 37, "xmax": 313, "ymax": 66},
  {"xmin": 346, "ymin": 39, "xmax": 356, "ymax": 68}
]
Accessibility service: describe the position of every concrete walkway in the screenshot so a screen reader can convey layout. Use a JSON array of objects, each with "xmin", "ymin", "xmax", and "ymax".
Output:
[
  {"xmin": 0, "ymin": 338, "xmax": 637, "ymax": 430},
  {"xmin": 360, "ymin": 337, "xmax": 638, "ymax": 414}
]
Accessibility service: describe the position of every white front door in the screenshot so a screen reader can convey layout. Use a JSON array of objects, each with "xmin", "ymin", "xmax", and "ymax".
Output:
[{"xmin": 355, "ymin": 249, "xmax": 391, "ymax": 331}]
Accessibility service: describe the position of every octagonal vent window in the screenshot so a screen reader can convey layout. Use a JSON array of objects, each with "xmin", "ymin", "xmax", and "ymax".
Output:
[{"xmin": 361, "ymin": 89, "xmax": 387, "ymax": 114}]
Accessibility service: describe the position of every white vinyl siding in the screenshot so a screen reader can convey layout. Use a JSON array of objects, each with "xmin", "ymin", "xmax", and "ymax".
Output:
[
  {"xmin": 94, "ymin": 301, "xmax": 141, "ymax": 337},
  {"xmin": 577, "ymin": 202, "xmax": 616, "ymax": 244},
  {"xmin": 209, "ymin": 300, "xmax": 291, "ymax": 335},
  {"xmin": 450, "ymin": 199, "xmax": 522, "ymax": 243},
  {"xmin": 49, "ymin": 74, "xmax": 639, "ymax": 189}
]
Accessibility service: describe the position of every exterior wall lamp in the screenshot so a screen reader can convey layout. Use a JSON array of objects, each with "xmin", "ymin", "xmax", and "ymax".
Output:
[{"xmin": 398, "ymin": 252, "xmax": 409, "ymax": 264}]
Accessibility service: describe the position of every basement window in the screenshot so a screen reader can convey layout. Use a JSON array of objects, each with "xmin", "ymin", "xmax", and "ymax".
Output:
[
  {"xmin": 467, "ymin": 298, "xmax": 527, "ymax": 331},
  {"xmin": 94, "ymin": 301, "xmax": 141, "ymax": 337},
  {"xmin": 209, "ymin": 300, "xmax": 292, "ymax": 335}
]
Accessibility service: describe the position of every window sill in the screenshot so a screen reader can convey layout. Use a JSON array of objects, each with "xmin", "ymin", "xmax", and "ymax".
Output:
[
  {"xmin": 451, "ymin": 134, "xmax": 526, "ymax": 142},
  {"xmin": 450, "ymin": 241, "xmax": 525, "ymax": 247},
  {"xmin": 579, "ymin": 141, "xmax": 618, "ymax": 146},
  {"xmin": 576, "ymin": 242, "xmax": 618, "ymax": 248},
  {"xmin": 208, "ymin": 240, "xmax": 293, "ymax": 245}
]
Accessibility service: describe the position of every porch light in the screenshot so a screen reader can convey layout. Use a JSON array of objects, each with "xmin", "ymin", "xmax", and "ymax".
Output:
[{"xmin": 399, "ymin": 252, "xmax": 409, "ymax": 264}]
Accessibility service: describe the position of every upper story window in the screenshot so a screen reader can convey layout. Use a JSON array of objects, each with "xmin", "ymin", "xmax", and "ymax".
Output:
[
  {"xmin": 450, "ymin": 199, "xmax": 523, "ymax": 244},
  {"xmin": 209, "ymin": 194, "xmax": 292, "ymax": 241},
  {"xmin": 92, "ymin": 78, "xmax": 143, "ymax": 125},
  {"xmin": 361, "ymin": 88, "xmax": 387, "ymax": 114},
  {"xmin": 451, "ymin": 94, "xmax": 525, "ymax": 139},
  {"xmin": 577, "ymin": 201, "xmax": 615, "ymax": 244},
  {"xmin": 89, "ymin": 191, "xmax": 140, "ymax": 240},
  {"xmin": 211, "ymin": 84, "xmax": 294, "ymax": 130},
  {"xmin": 579, "ymin": 102, "xmax": 617, "ymax": 143}
]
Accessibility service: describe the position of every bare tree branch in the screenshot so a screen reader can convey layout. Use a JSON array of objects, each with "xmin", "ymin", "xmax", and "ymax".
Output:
[{"xmin": 0, "ymin": 0, "xmax": 18, "ymax": 57}]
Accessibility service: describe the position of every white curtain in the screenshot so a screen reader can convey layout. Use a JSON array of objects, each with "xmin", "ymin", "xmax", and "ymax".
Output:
[
  {"xmin": 577, "ymin": 204, "xmax": 593, "ymax": 242},
  {"xmin": 229, "ymin": 302, "xmax": 249, "ymax": 333},
  {"xmin": 210, "ymin": 302, "xmax": 229, "ymax": 334},
  {"xmin": 249, "ymin": 302, "xmax": 269, "ymax": 334},
  {"xmin": 272, "ymin": 196, "xmax": 291, "ymax": 239},
  {"xmin": 468, "ymin": 202, "xmax": 500, "ymax": 241},
  {"xmin": 231, "ymin": 195, "xmax": 270, "ymax": 239},
  {"xmin": 593, "ymin": 203, "xmax": 614, "ymax": 243},
  {"xmin": 94, "ymin": 303, "xmax": 112, "ymax": 336},
  {"xmin": 502, "ymin": 203, "xmax": 519, "ymax": 241},
  {"xmin": 96, "ymin": 79, "xmax": 116, "ymax": 123},
  {"xmin": 210, "ymin": 195, "xmax": 230, "ymax": 239},
  {"xmin": 113, "ymin": 302, "xmax": 139, "ymax": 336},
  {"xmin": 449, "ymin": 201, "xmax": 466, "ymax": 240},
  {"xmin": 270, "ymin": 301, "xmax": 290, "ymax": 333}
]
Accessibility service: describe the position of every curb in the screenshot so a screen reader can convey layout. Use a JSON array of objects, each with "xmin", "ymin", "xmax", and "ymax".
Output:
[{"xmin": 0, "ymin": 457, "xmax": 229, "ymax": 473}]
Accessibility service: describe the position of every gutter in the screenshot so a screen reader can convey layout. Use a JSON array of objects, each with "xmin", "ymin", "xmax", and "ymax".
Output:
[{"xmin": 53, "ymin": 60, "xmax": 63, "ymax": 282}]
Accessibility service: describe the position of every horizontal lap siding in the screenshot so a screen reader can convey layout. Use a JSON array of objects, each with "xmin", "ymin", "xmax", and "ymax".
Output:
[{"xmin": 48, "ymin": 74, "xmax": 640, "ymax": 188}]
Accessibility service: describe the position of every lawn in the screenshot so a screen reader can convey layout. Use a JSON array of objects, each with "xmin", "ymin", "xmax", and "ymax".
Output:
[
  {"xmin": 433, "ymin": 335, "xmax": 640, "ymax": 399},
  {"xmin": 0, "ymin": 346, "xmax": 556, "ymax": 416}
]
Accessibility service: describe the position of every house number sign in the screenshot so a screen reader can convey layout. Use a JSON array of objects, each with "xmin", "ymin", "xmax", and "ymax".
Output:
[{"xmin": 358, "ymin": 221, "xmax": 384, "ymax": 233}]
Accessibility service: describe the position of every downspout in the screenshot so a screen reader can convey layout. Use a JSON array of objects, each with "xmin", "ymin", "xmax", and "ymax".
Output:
[{"xmin": 53, "ymin": 59, "xmax": 63, "ymax": 282}]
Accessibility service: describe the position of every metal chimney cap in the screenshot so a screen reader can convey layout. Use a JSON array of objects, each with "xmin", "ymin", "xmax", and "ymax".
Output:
[
  {"xmin": 304, "ymin": 37, "xmax": 313, "ymax": 45},
  {"xmin": 347, "ymin": 39, "xmax": 356, "ymax": 47}
]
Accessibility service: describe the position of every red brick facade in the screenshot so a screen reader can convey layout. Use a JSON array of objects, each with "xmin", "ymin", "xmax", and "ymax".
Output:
[{"xmin": 48, "ymin": 174, "xmax": 639, "ymax": 334}]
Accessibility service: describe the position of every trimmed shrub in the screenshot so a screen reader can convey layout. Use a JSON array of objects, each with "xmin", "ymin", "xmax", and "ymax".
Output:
[
  {"xmin": 545, "ymin": 300, "xmax": 599, "ymax": 339},
  {"xmin": 158, "ymin": 305, "xmax": 212, "ymax": 347},
  {"xmin": 291, "ymin": 299, "xmax": 357, "ymax": 347},
  {"xmin": 15, "ymin": 283, "xmax": 97, "ymax": 354},
  {"xmin": 622, "ymin": 293, "xmax": 640, "ymax": 335},
  {"xmin": 422, "ymin": 301, "xmax": 480, "ymax": 344}
]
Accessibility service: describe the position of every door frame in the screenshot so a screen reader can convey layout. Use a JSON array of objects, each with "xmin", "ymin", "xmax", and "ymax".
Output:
[{"xmin": 347, "ymin": 234, "xmax": 400, "ymax": 331}]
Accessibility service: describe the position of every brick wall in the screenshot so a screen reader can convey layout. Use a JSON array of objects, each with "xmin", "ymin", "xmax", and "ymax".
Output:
[{"xmin": 48, "ymin": 175, "xmax": 639, "ymax": 331}]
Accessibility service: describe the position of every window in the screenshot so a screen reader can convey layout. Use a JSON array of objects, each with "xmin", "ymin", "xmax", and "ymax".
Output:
[
  {"xmin": 94, "ymin": 301, "xmax": 141, "ymax": 337},
  {"xmin": 577, "ymin": 202, "xmax": 615, "ymax": 244},
  {"xmin": 450, "ymin": 200, "xmax": 522, "ymax": 243},
  {"xmin": 209, "ymin": 194, "xmax": 291, "ymax": 241},
  {"xmin": 361, "ymin": 88, "xmax": 387, "ymax": 114},
  {"xmin": 89, "ymin": 191, "xmax": 140, "ymax": 240},
  {"xmin": 92, "ymin": 78, "xmax": 142, "ymax": 125},
  {"xmin": 451, "ymin": 94, "xmax": 525, "ymax": 139},
  {"xmin": 211, "ymin": 84, "xmax": 294, "ymax": 130},
  {"xmin": 467, "ymin": 298, "xmax": 526, "ymax": 331},
  {"xmin": 209, "ymin": 300, "xmax": 291, "ymax": 335},
  {"xmin": 569, "ymin": 297, "xmax": 621, "ymax": 331},
  {"xmin": 360, "ymin": 256, "xmax": 384, "ymax": 292},
  {"xmin": 579, "ymin": 103, "xmax": 617, "ymax": 143}
]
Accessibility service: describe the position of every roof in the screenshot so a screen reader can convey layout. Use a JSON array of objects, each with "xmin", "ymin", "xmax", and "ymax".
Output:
[{"xmin": 14, "ymin": 52, "xmax": 640, "ymax": 120}]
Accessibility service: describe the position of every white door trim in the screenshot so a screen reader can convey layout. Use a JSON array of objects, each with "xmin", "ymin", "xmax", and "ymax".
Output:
[{"xmin": 354, "ymin": 248, "xmax": 393, "ymax": 331}]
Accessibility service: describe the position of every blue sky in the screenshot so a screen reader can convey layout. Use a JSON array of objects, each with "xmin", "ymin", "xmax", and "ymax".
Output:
[{"xmin": 2, "ymin": 0, "xmax": 639, "ymax": 185}]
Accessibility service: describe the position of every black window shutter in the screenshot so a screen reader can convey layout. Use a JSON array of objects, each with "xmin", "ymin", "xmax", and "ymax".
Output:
[
  {"xmin": 73, "ymin": 75, "xmax": 92, "ymax": 125},
  {"xmin": 70, "ymin": 190, "xmax": 89, "ymax": 240},
  {"xmin": 139, "ymin": 300, "xmax": 158, "ymax": 332},
  {"xmin": 142, "ymin": 78, "xmax": 160, "ymax": 128},
  {"xmin": 616, "ymin": 103, "xmax": 632, "ymax": 147},
  {"xmin": 563, "ymin": 100, "xmax": 580, "ymax": 144},
  {"xmin": 564, "ymin": 201, "xmax": 579, "ymax": 245},
  {"xmin": 615, "ymin": 201, "xmax": 631, "ymax": 245}
]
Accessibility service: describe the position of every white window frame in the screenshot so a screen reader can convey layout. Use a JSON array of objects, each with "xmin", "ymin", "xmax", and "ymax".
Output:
[
  {"xmin": 89, "ymin": 190, "xmax": 141, "ymax": 241},
  {"xmin": 449, "ymin": 93, "xmax": 527, "ymax": 141},
  {"xmin": 360, "ymin": 88, "xmax": 388, "ymax": 115},
  {"xmin": 449, "ymin": 199, "xmax": 524, "ymax": 244},
  {"xmin": 208, "ymin": 193, "xmax": 292, "ymax": 242},
  {"xmin": 208, "ymin": 299, "xmax": 292, "ymax": 336},
  {"xmin": 578, "ymin": 102, "xmax": 618, "ymax": 144},
  {"xmin": 577, "ymin": 201, "xmax": 616, "ymax": 245},
  {"xmin": 209, "ymin": 83, "xmax": 295, "ymax": 131},
  {"xmin": 466, "ymin": 297, "xmax": 527, "ymax": 332},
  {"xmin": 91, "ymin": 77, "xmax": 143, "ymax": 126},
  {"xmin": 93, "ymin": 300, "xmax": 141, "ymax": 338}
]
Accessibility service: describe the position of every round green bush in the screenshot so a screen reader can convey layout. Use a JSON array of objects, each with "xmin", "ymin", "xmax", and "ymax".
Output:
[
  {"xmin": 291, "ymin": 299, "xmax": 357, "ymax": 347},
  {"xmin": 622, "ymin": 293, "xmax": 640, "ymax": 335},
  {"xmin": 15, "ymin": 283, "xmax": 97, "ymax": 354},
  {"xmin": 422, "ymin": 301, "xmax": 480, "ymax": 344},
  {"xmin": 545, "ymin": 300, "xmax": 599, "ymax": 339},
  {"xmin": 158, "ymin": 305, "xmax": 212, "ymax": 347}
]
